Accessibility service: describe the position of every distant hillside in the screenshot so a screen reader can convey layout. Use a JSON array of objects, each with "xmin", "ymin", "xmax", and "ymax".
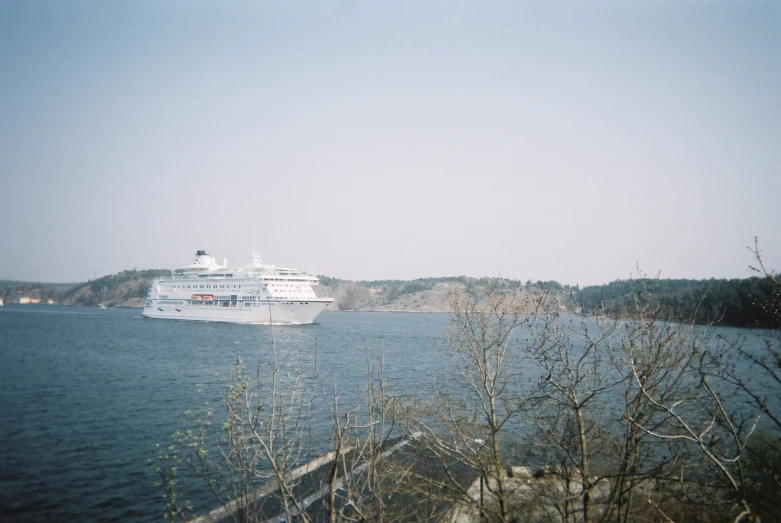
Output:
[
  {"xmin": 62, "ymin": 269, "xmax": 171, "ymax": 307},
  {"xmin": 318, "ymin": 276, "xmax": 779, "ymax": 328},
  {"xmin": 0, "ymin": 270, "xmax": 170, "ymax": 307},
  {"xmin": 316, "ymin": 276, "xmax": 577, "ymax": 314},
  {"xmin": 3, "ymin": 271, "xmax": 778, "ymax": 328}
]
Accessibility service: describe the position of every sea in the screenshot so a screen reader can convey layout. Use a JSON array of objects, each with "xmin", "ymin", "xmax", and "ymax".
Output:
[
  {"xmin": 0, "ymin": 305, "xmax": 448, "ymax": 522},
  {"xmin": 0, "ymin": 304, "xmax": 772, "ymax": 522}
]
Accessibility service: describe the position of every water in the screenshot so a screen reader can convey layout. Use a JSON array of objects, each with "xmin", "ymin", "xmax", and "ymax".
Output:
[
  {"xmin": 0, "ymin": 305, "xmax": 448, "ymax": 522},
  {"xmin": 0, "ymin": 305, "xmax": 772, "ymax": 521}
]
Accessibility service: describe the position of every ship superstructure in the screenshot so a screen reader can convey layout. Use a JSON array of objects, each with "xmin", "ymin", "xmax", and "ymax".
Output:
[{"xmin": 142, "ymin": 250, "xmax": 333, "ymax": 324}]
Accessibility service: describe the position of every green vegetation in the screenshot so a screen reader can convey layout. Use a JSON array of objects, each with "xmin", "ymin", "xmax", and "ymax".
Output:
[
  {"xmin": 577, "ymin": 277, "xmax": 780, "ymax": 328},
  {"xmin": 63, "ymin": 269, "xmax": 170, "ymax": 306},
  {"xmin": 0, "ymin": 280, "xmax": 76, "ymax": 289},
  {"xmin": 0, "ymin": 281, "xmax": 77, "ymax": 302},
  {"xmin": 1, "ymin": 269, "xmax": 169, "ymax": 306},
  {"xmin": 315, "ymin": 275, "xmax": 344, "ymax": 287},
  {"xmin": 385, "ymin": 281, "xmax": 430, "ymax": 300},
  {"xmin": 743, "ymin": 428, "xmax": 781, "ymax": 521},
  {"xmin": 360, "ymin": 275, "xmax": 471, "ymax": 288}
]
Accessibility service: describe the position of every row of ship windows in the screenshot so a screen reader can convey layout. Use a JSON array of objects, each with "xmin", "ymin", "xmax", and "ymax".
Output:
[
  {"xmin": 174, "ymin": 284, "xmax": 260, "ymax": 289},
  {"xmin": 156, "ymin": 299, "xmax": 312, "ymax": 305},
  {"xmin": 166, "ymin": 281, "xmax": 308, "ymax": 287},
  {"xmin": 159, "ymin": 293, "xmax": 311, "ymax": 300},
  {"xmin": 165, "ymin": 287, "xmax": 303, "ymax": 293},
  {"xmin": 170, "ymin": 278, "xmax": 311, "ymax": 284},
  {"xmin": 240, "ymin": 302, "xmax": 311, "ymax": 306},
  {"xmin": 166, "ymin": 302, "xmax": 312, "ymax": 307},
  {"xmin": 172, "ymin": 304, "xmax": 310, "ymax": 310},
  {"xmin": 188, "ymin": 276, "xmax": 310, "ymax": 283},
  {"xmin": 169, "ymin": 284, "xmax": 304, "ymax": 289},
  {"xmin": 237, "ymin": 295, "xmax": 313, "ymax": 300}
]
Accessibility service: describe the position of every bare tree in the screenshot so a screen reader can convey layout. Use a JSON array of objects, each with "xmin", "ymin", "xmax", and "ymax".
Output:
[
  {"xmin": 153, "ymin": 340, "xmax": 317, "ymax": 522},
  {"xmin": 335, "ymin": 283, "xmax": 372, "ymax": 311},
  {"xmin": 415, "ymin": 275, "xmax": 774, "ymax": 523},
  {"xmin": 397, "ymin": 284, "xmax": 543, "ymax": 522},
  {"xmin": 153, "ymin": 244, "xmax": 781, "ymax": 522},
  {"xmin": 153, "ymin": 335, "xmax": 404, "ymax": 523},
  {"xmin": 518, "ymin": 309, "xmax": 627, "ymax": 523},
  {"xmin": 721, "ymin": 237, "xmax": 781, "ymax": 520},
  {"xmin": 320, "ymin": 338, "xmax": 401, "ymax": 522},
  {"xmin": 739, "ymin": 237, "xmax": 781, "ymax": 430},
  {"xmin": 620, "ymin": 312, "xmax": 764, "ymax": 522}
]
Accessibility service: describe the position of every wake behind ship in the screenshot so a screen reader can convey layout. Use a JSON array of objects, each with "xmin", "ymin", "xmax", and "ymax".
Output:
[{"xmin": 142, "ymin": 250, "xmax": 334, "ymax": 324}]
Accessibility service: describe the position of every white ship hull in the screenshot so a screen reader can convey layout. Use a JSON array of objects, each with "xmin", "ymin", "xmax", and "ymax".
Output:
[{"xmin": 143, "ymin": 300, "xmax": 331, "ymax": 325}]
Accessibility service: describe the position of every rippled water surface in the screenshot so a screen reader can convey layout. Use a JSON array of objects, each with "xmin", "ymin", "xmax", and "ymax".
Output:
[
  {"xmin": 0, "ymin": 305, "xmax": 448, "ymax": 522},
  {"xmin": 2, "ymin": 304, "xmax": 770, "ymax": 521}
]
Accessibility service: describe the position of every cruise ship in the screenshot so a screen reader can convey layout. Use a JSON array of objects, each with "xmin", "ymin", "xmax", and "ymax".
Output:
[{"xmin": 142, "ymin": 250, "xmax": 334, "ymax": 324}]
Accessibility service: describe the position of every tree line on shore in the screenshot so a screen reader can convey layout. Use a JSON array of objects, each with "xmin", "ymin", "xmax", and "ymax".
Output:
[
  {"xmin": 3, "ymin": 270, "xmax": 779, "ymax": 329},
  {"xmin": 576, "ymin": 276, "xmax": 780, "ymax": 329},
  {"xmin": 0, "ymin": 269, "xmax": 169, "ymax": 306}
]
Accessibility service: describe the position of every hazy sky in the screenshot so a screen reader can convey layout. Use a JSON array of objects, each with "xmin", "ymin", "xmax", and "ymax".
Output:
[{"xmin": 1, "ymin": 1, "xmax": 778, "ymax": 285}]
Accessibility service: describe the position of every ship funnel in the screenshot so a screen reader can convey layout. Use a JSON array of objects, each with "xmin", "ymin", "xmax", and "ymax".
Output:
[{"xmin": 224, "ymin": 258, "xmax": 227, "ymax": 267}]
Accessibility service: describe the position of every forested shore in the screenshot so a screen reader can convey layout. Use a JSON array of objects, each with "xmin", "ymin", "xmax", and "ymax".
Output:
[
  {"xmin": 576, "ymin": 276, "xmax": 780, "ymax": 328},
  {"xmin": 2, "ymin": 272, "xmax": 778, "ymax": 329}
]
